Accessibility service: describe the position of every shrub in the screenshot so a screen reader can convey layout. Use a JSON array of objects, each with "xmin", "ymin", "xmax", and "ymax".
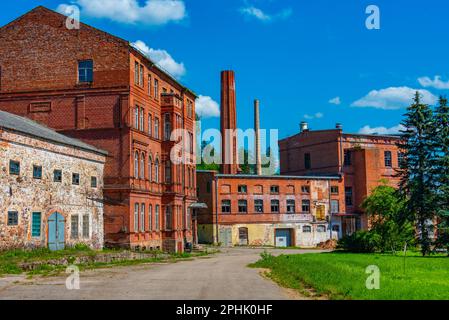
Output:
[{"xmin": 337, "ymin": 231, "xmax": 381, "ymax": 253}]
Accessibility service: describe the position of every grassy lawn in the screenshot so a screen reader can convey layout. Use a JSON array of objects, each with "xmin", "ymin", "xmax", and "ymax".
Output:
[
  {"xmin": 250, "ymin": 251, "xmax": 449, "ymax": 300},
  {"xmin": 0, "ymin": 246, "xmax": 214, "ymax": 277}
]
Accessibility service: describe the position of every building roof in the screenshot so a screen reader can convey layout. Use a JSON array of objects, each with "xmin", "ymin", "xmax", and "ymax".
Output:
[
  {"xmin": 280, "ymin": 128, "xmax": 401, "ymax": 142},
  {"xmin": 0, "ymin": 111, "xmax": 108, "ymax": 156},
  {"xmin": 197, "ymin": 170, "xmax": 341, "ymax": 180}
]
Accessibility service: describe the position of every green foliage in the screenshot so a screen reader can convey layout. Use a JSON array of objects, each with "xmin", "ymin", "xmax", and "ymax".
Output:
[
  {"xmin": 398, "ymin": 92, "xmax": 437, "ymax": 256},
  {"xmin": 337, "ymin": 231, "xmax": 381, "ymax": 253},
  {"xmin": 251, "ymin": 252, "xmax": 449, "ymax": 300}
]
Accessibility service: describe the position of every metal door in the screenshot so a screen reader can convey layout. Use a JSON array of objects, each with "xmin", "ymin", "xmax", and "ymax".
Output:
[
  {"xmin": 48, "ymin": 213, "xmax": 65, "ymax": 251},
  {"xmin": 275, "ymin": 229, "xmax": 291, "ymax": 247},
  {"xmin": 219, "ymin": 228, "xmax": 232, "ymax": 247}
]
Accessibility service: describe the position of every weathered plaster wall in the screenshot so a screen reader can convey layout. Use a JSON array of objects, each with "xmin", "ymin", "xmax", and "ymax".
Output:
[{"xmin": 0, "ymin": 129, "xmax": 105, "ymax": 250}]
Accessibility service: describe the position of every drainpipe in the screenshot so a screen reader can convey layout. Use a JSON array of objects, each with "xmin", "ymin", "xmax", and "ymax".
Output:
[
  {"xmin": 214, "ymin": 175, "xmax": 219, "ymax": 244},
  {"xmin": 328, "ymin": 179, "xmax": 332, "ymax": 241}
]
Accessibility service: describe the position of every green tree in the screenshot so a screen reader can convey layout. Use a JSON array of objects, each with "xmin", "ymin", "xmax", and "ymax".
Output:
[
  {"xmin": 397, "ymin": 91, "xmax": 436, "ymax": 256},
  {"xmin": 432, "ymin": 96, "xmax": 449, "ymax": 253},
  {"xmin": 361, "ymin": 183, "xmax": 414, "ymax": 253},
  {"xmin": 196, "ymin": 140, "xmax": 220, "ymax": 171}
]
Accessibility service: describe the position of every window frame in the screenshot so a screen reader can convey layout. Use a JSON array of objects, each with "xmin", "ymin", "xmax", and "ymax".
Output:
[
  {"xmin": 221, "ymin": 200, "xmax": 231, "ymax": 214},
  {"xmin": 78, "ymin": 59, "xmax": 93, "ymax": 83},
  {"xmin": 72, "ymin": 173, "xmax": 80, "ymax": 185},
  {"xmin": 301, "ymin": 199, "xmax": 310, "ymax": 213},
  {"xmin": 9, "ymin": 160, "xmax": 20, "ymax": 175},
  {"xmin": 7, "ymin": 211, "xmax": 19, "ymax": 226},
  {"xmin": 271, "ymin": 199, "xmax": 280, "ymax": 213},
  {"xmin": 32, "ymin": 212, "xmax": 41, "ymax": 237},
  {"xmin": 53, "ymin": 169, "xmax": 62, "ymax": 183},
  {"xmin": 33, "ymin": 165, "xmax": 42, "ymax": 179}
]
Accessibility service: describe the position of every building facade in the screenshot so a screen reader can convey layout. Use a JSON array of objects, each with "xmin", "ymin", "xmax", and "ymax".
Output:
[
  {"xmin": 0, "ymin": 7, "xmax": 197, "ymax": 251},
  {"xmin": 0, "ymin": 111, "xmax": 106, "ymax": 250},
  {"xmin": 197, "ymin": 171, "xmax": 344, "ymax": 247},
  {"xmin": 279, "ymin": 123, "xmax": 402, "ymax": 232}
]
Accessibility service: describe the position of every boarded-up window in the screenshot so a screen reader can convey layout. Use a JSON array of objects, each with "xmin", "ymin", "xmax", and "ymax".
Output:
[
  {"xmin": 221, "ymin": 184, "xmax": 231, "ymax": 194},
  {"xmin": 286, "ymin": 185, "xmax": 295, "ymax": 194},
  {"xmin": 316, "ymin": 205, "xmax": 326, "ymax": 221},
  {"xmin": 254, "ymin": 185, "xmax": 263, "ymax": 194}
]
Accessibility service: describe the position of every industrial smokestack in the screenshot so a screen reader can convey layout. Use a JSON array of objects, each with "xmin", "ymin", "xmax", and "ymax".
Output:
[
  {"xmin": 220, "ymin": 70, "xmax": 239, "ymax": 174},
  {"xmin": 254, "ymin": 99, "xmax": 262, "ymax": 176}
]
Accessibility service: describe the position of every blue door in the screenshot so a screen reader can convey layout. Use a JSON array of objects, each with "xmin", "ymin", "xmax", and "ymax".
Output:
[
  {"xmin": 275, "ymin": 229, "xmax": 292, "ymax": 247},
  {"xmin": 48, "ymin": 213, "xmax": 65, "ymax": 251}
]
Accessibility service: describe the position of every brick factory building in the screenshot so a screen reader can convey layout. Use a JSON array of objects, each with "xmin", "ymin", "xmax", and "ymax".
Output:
[
  {"xmin": 0, "ymin": 7, "xmax": 198, "ymax": 252},
  {"xmin": 279, "ymin": 122, "xmax": 402, "ymax": 232},
  {"xmin": 196, "ymin": 71, "xmax": 345, "ymax": 247},
  {"xmin": 0, "ymin": 111, "xmax": 106, "ymax": 250}
]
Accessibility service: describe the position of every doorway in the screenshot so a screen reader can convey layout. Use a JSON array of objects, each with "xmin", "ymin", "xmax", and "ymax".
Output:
[{"xmin": 48, "ymin": 212, "xmax": 65, "ymax": 251}]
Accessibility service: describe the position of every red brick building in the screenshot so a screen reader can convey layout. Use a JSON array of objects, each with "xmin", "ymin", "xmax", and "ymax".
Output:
[
  {"xmin": 279, "ymin": 123, "xmax": 402, "ymax": 231},
  {"xmin": 0, "ymin": 6, "xmax": 198, "ymax": 251}
]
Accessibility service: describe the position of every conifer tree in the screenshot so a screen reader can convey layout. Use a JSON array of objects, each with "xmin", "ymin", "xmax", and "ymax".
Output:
[
  {"xmin": 397, "ymin": 92, "xmax": 436, "ymax": 256},
  {"xmin": 432, "ymin": 96, "xmax": 449, "ymax": 253}
]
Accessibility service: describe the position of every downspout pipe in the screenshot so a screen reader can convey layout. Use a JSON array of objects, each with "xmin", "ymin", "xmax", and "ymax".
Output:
[{"xmin": 214, "ymin": 175, "xmax": 219, "ymax": 244}]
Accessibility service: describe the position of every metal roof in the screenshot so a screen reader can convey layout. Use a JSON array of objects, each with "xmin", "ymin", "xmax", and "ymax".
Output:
[{"xmin": 0, "ymin": 111, "xmax": 108, "ymax": 156}]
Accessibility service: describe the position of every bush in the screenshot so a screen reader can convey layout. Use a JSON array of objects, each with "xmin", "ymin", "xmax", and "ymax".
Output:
[{"xmin": 337, "ymin": 231, "xmax": 381, "ymax": 253}]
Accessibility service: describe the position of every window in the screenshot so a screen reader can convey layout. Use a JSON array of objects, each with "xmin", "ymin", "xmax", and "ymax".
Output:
[
  {"xmin": 71, "ymin": 215, "xmax": 79, "ymax": 239},
  {"xmin": 134, "ymin": 203, "xmax": 139, "ymax": 232},
  {"xmin": 344, "ymin": 150, "xmax": 352, "ymax": 166},
  {"xmin": 317, "ymin": 225, "xmax": 326, "ymax": 233},
  {"xmin": 303, "ymin": 225, "xmax": 312, "ymax": 233},
  {"xmin": 140, "ymin": 154, "xmax": 145, "ymax": 179},
  {"xmin": 155, "ymin": 205, "xmax": 160, "ymax": 231},
  {"xmin": 7, "ymin": 211, "xmax": 18, "ymax": 226},
  {"xmin": 165, "ymin": 206, "xmax": 173, "ymax": 230},
  {"xmin": 270, "ymin": 185, "xmax": 279, "ymax": 194},
  {"xmin": 33, "ymin": 165, "xmax": 42, "ymax": 179},
  {"xmin": 148, "ymin": 75, "xmax": 152, "ymax": 96},
  {"xmin": 78, "ymin": 60, "xmax": 93, "ymax": 83},
  {"xmin": 384, "ymin": 151, "xmax": 392, "ymax": 167},
  {"xmin": 134, "ymin": 106, "xmax": 139, "ymax": 129},
  {"xmin": 271, "ymin": 200, "xmax": 280, "ymax": 213},
  {"xmin": 238, "ymin": 185, "xmax": 247, "ymax": 194},
  {"xmin": 149, "ymin": 205, "xmax": 153, "ymax": 231},
  {"xmin": 140, "ymin": 107, "xmax": 144, "ymax": 131},
  {"xmin": 222, "ymin": 200, "xmax": 231, "ymax": 213},
  {"xmin": 154, "ymin": 117, "xmax": 160, "ymax": 139},
  {"xmin": 54, "ymin": 170, "xmax": 62, "ymax": 182},
  {"xmin": 154, "ymin": 78, "xmax": 159, "ymax": 99},
  {"xmin": 165, "ymin": 161, "xmax": 171, "ymax": 183},
  {"xmin": 301, "ymin": 186, "xmax": 310, "ymax": 194},
  {"xmin": 72, "ymin": 173, "xmax": 80, "ymax": 185},
  {"xmin": 255, "ymin": 199, "xmax": 264, "ymax": 213},
  {"xmin": 331, "ymin": 200, "xmax": 340, "ymax": 214},
  {"xmin": 304, "ymin": 153, "xmax": 311, "ymax": 169},
  {"xmin": 332, "ymin": 225, "xmax": 340, "ymax": 232},
  {"xmin": 148, "ymin": 156, "xmax": 153, "ymax": 182},
  {"xmin": 148, "ymin": 114, "xmax": 153, "ymax": 136},
  {"xmin": 301, "ymin": 200, "xmax": 310, "ymax": 213},
  {"xmin": 82, "ymin": 214, "xmax": 89, "ymax": 238},
  {"xmin": 187, "ymin": 100, "xmax": 193, "ymax": 118},
  {"xmin": 345, "ymin": 187, "xmax": 353, "ymax": 206},
  {"xmin": 134, "ymin": 61, "xmax": 139, "ymax": 85},
  {"xmin": 398, "ymin": 152, "xmax": 406, "ymax": 167},
  {"xmin": 32, "ymin": 212, "xmax": 41, "ymax": 237},
  {"xmin": 134, "ymin": 151, "xmax": 139, "ymax": 179},
  {"xmin": 286, "ymin": 199, "xmax": 295, "ymax": 213},
  {"xmin": 238, "ymin": 200, "xmax": 248, "ymax": 213},
  {"xmin": 91, "ymin": 176, "xmax": 97, "ymax": 188},
  {"xmin": 331, "ymin": 186, "xmax": 339, "ymax": 194},
  {"xmin": 155, "ymin": 159, "xmax": 160, "ymax": 183},
  {"xmin": 9, "ymin": 160, "xmax": 20, "ymax": 175},
  {"xmin": 141, "ymin": 204, "xmax": 145, "ymax": 232},
  {"xmin": 164, "ymin": 113, "xmax": 171, "ymax": 141},
  {"xmin": 139, "ymin": 64, "xmax": 144, "ymax": 87}
]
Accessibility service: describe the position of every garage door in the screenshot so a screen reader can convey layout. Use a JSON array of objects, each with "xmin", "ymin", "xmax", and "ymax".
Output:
[{"xmin": 275, "ymin": 229, "xmax": 291, "ymax": 247}]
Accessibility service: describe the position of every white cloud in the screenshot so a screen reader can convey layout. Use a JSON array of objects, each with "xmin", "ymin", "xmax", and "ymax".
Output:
[
  {"xmin": 239, "ymin": 6, "xmax": 292, "ymax": 22},
  {"xmin": 304, "ymin": 112, "xmax": 324, "ymax": 120},
  {"xmin": 351, "ymin": 87, "xmax": 437, "ymax": 110},
  {"xmin": 418, "ymin": 75, "xmax": 449, "ymax": 90},
  {"xmin": 195, "ymin": 95, "xmax": 220, "ymax": 118},
  {"xmin": 57, "ymin": 0, "xmax": 186, "ymax": 25},
  {"xmin": 329, "ymin": 96, "xmax": 341, "ymax": 105},
  {"xmin": 358, "ymin": 124, "xmax": 405, "ymax": 135},
  {"xmin": 131, "ymin": 40, "xmax": 186, "ymax": 79}
]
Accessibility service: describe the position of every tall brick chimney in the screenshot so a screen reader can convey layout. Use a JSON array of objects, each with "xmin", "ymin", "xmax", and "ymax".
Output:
[
  {"xmin": 254, "ymin": 99, "xmax": 262, "ymax": 176},
  {"xmin": 220, "ymin": 70, "xmax": 239, "ymax": 174}
]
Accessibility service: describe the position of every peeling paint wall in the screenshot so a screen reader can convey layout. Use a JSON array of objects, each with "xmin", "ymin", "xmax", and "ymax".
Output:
[{"xmin": 0, "ymin": 129, "xmax": 105, "ymax": 250}]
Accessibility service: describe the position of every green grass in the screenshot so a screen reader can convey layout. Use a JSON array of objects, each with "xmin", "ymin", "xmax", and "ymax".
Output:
[{"xmin": 250, "ymin": 251, "xmax": 449, "ymax": 300}]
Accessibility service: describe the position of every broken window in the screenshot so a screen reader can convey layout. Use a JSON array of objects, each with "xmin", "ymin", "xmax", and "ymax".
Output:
[
  {"xmin": 238, "ymin": 200, "xmax": 248, "ymax": 213},
  {"xmin": 254, "ymin": 199, "xmax": 264, "ymax": 213},
  {"xmin": 221, "ymin": 200, "xmax": 231, "ymax": 213},
  {"xmin": 71, "ymin": 215, "xmax": 79, "ymax": 239},
  {"xmin": 286, "ymin": 199, "xmax": 296, "ymax": 213},
  {"xmin": 7, "ymin": 211, "xmax": 18, "ymax": 226},
  {"xmin": 72, "ymin": 173, "xmax": 80, "ymax": 185},
  {"xmin": 271, "ymin": 200, "xmax": 280, "ymax": 213},
  {"xmin": 53, "ymin": 170, "xmax": 62, "ymax": 183},
  {"xmin": 301, "ymin": 200, "xmax": 310, "ymax": 213}
]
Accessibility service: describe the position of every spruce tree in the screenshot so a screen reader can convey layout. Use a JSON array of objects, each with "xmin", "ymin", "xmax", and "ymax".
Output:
[
  {"xmin": 432, "ymin": 96, "xmax": 449, "ymax": 253},
  {"xmin": 398, "ymin": 91, "xmax": 436, "ymax": 256}
]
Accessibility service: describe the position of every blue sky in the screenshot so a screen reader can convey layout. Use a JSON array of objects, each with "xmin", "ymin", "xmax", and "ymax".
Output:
[{"xmin": 1, "ymin": 0, "xmax": 449, "ymax": 143}]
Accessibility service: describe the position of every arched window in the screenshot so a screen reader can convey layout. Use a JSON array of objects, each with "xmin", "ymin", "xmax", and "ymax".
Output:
[
  {"xmin": 134, "ymin": 151, "xmax": 139, "ymax": 179},
  {"xmin": 303, "ymin": 225, "xmax": 312, "ymax": 233},
  {"xmin": 140, "ymin": 153, "xmax": 145, "ymax": 179},
  {"xmin": 148, "ymin": 155, "xmax": 153, "ymax": 182},
  {"xmin": 155, "ymin": 205, "xmax": 160, "ymax": 230},
  {"xmin": 155, "ymin": 158, "xmax": 160, "ymax": 183}
]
